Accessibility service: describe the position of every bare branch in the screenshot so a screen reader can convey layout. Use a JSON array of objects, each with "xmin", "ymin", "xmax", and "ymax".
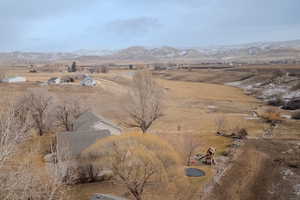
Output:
[
  {"xmin": 122, "ymin": 70, "xmax": 164, "ymax": 133},
  {"xmin": 15, "ymin": 88, "xmax": 54, "ymax": 136},
  {"xmin": 0, "ymin": 104, "xmax": 29, "ymax": 169},
  {"xmin": 83, "ymin": 133, "xmax": 181, "ymax": 200},
  {"xmin": 54, "ymin": 98, "xmax": 88, "ymax": 131}
]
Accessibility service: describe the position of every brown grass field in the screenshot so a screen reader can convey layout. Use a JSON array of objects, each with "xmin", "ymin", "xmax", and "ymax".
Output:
[{"xmin": 1, "ymin": 67, "xmax": 299, "ymax": 199}]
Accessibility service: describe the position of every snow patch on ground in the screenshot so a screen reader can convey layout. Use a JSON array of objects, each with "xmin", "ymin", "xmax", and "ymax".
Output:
[
  {"xmin": 283, "ymin": 90, "xmax": 300, "ymax": 99},
  {"xmin": 207, "ymin": 105, "xmax": 217, "ymax": 109},
  {"xmin": 294, "ymin": 184, "xmax": 300, "ymax": 196},
  {"xmin": 228, "ymin": 76, "xmax": 300, "ymax": 105},
  {"xmin": 226, "ymin": 81, "xmax": 243, "ymax": 87},
  {"xmin": 261, "ymin": 87, "xmax": 287, "ymax": 98},
  {"xmin": 281, "ymin": 114, "xmax": 291, "ymax": 119},
  {"xmin": 280, "ymin": 168, "xmax": 296, "ymax": 181}
]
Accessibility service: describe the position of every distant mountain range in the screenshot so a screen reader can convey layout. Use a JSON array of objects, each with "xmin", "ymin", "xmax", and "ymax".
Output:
[{"xmin": 1, "ymin": 40, "xmax": 300, "ymax": 65}]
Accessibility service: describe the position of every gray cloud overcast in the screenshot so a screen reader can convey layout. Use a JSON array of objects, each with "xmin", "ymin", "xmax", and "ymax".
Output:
[
  {"xmin": 0, "ymin": 0, "xmax": 299, "ymax": 51},
  {"xmin": 106, "ymin": 17, "xmax": 161, "ymax": 36}
]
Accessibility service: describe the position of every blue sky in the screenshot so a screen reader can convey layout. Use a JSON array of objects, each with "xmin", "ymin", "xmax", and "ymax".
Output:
[{"xmin": 1, "ymin": 0, "xmax": 300, "ymax": 51}]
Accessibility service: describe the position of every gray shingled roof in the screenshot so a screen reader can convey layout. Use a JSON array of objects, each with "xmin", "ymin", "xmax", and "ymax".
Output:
[
  {"xmin": 74, "ymin": 112, "xmax": 122, "ymax": 133},
  {"xmin": 57, "ymin": 130, "xmax": 111, "ymax": 160},
  {"xmin": 57, "ymin": 112, "xmax": 122, "ymax": 160}
]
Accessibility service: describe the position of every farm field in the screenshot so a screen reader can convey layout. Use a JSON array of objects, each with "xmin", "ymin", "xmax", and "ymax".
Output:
[{"xmin": 0, "ymin": 67, "xmax": 278, "ymax": 199}]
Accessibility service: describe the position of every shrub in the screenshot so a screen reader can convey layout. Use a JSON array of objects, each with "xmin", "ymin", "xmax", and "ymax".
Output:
[
  {"xmin": 291, "ymin": 81, "xmax": 300, "ymax": 91},
  {"xmin": 0, "ymin": 70, "xmax": 6, "ymax": 81},
  {"xmin": 100, "ymin": 66, "xmax": 109, "ymax": 73},
  {"xmin": 292, "ymin": 111, "xmax": 300, "ymax": 120},
  {"xmin": 221, "ymin": 150, "xmax": 231, "ymax": 157},
  {"xmin": 267, "ymin": 95, "xmax": 285, "ymax": 107},
  {"xmin": 272, "ymin": 69, "xmax": 286, "ymax": 78},
  {"xmin": 61, "ymin": 76, "xmax": 74, "ymax": 83},
  {"xmin": 282, "ymin": 98, "xmax": 300, "ymax": 110},
  {"xmin": 67, "ymin": 62, "xmax": 77, "ymax": 72},
  {"xmin": 232, "ymin": 128, "xmax": 248, "ymax": 139},
  {"xmin": 215, "ymin": 116, "xmax": 227, "ymax": 134},
  {"xmin": 260, "ymin": 108, "xmax": 282, "ymax": 124}
]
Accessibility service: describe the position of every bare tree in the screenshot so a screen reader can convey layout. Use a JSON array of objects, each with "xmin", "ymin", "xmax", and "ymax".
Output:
[
  {"xmin": 17, "ymin": 88, "xmax": 53, "ymax": 136},
  {"xmin": 215, "ymin": 115, "xmax": 227, "ymax": 134},
  {"xmin": 84, "ymin": 133, "xmax": 181, "ymax": 200},
  {"xmin": 180, "ymin": 134, "xmax": 202, "ymax": 166},
  {"xmin": 68, "ymin": 61, "xmax": 77, "ymax": 72},
  {"xmin": 1, "ymin": 153, "xmax": 68, "ymax": 200},
  {"xmin": 55, "ymin": 98, "xmax": 88, "ymax": 131},
  {"xmin": 166, "ymin": 133, "xmax": 202, "ymax": 166},
  {"xmin": 0, "ymin": 102, "xmax": 67, "ymax": 200},
  {"xmin": 122, "ymin": 70, "xmax": 164, "ymax": 133},
  {"xmin": 0, "ymin": 105, "xmax": 28, "ymax": 169},
  {"xmin": 13, "ymin": 97, "xmax": 34, "ymax": 133}
]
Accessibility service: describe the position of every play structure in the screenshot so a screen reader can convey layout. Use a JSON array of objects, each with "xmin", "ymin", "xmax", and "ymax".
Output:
[{"xmin": 193, "ymin": 147, "xmax": 216, "ymax": 165}]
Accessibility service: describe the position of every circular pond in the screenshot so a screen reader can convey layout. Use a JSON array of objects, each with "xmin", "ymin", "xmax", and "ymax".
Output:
[{"xmin": 185, "ymin": 168, "xmax": 206, "ymax": 177}]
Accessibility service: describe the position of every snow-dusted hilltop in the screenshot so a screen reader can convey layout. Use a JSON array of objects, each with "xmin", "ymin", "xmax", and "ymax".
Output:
[{"xmin": 1, "ymin": 39, "xmax": 300, "ymax": 65}]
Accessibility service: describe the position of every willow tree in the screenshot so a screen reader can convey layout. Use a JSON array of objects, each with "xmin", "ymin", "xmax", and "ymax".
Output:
[
  {"xmin": 122, "ymin": 70, "xmax": 164, "ymax": 133},
  {"xmin": 83, "ymin": 133, "xmax": 181, "ymax": 200}
]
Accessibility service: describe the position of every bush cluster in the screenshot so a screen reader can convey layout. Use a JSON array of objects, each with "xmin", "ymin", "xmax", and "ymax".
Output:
[{"xmin": 292, "ymin": 111, "xmax": 300, "ymax": 120}]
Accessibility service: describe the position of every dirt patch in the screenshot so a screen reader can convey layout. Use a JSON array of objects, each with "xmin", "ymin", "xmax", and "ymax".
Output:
[{"xmin": 205, "ymin": 139, "xmax": 300, "ymax": 200}]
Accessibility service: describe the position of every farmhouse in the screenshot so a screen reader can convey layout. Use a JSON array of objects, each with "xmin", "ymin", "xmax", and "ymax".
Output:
[
  {"xmin": 74, "ymin": 111, "xmax": 122, "ymax": 135},
  {"xmin": 57, "ymin": 112, "xmax": 122, "ymax": 160}
]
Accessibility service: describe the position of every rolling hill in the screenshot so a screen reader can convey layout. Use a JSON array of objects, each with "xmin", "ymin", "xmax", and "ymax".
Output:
[{"xmin": 1, "ymin": 40, "xmax": 300, "ymax": 65}]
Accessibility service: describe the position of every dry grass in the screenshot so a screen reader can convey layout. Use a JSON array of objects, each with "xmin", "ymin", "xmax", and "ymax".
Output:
[
  {"xmin": 0, "ymin": 69, "xmax": 268, "ymax": 200},
  {"xmin": 292, "ymin": 111, "xmax": 300, "ymax": 120},
  {"xmin": 260, "ymin": 108, "xmax": 283, "ymax": 124}
]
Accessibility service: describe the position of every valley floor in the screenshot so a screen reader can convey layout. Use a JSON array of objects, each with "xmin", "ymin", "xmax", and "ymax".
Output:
[{"xmin": 1, "ymin": 67, "xmax": 300, "ymax": 199}]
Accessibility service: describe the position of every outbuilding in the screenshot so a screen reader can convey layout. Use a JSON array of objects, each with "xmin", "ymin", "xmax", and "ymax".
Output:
[
  {"xmin": 1, "ymin": 76, "xmax": 26, "ymax": 83},
  {"xmin": 80, "ymin": 76, "xmax": 97, "ymax": 86}
]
